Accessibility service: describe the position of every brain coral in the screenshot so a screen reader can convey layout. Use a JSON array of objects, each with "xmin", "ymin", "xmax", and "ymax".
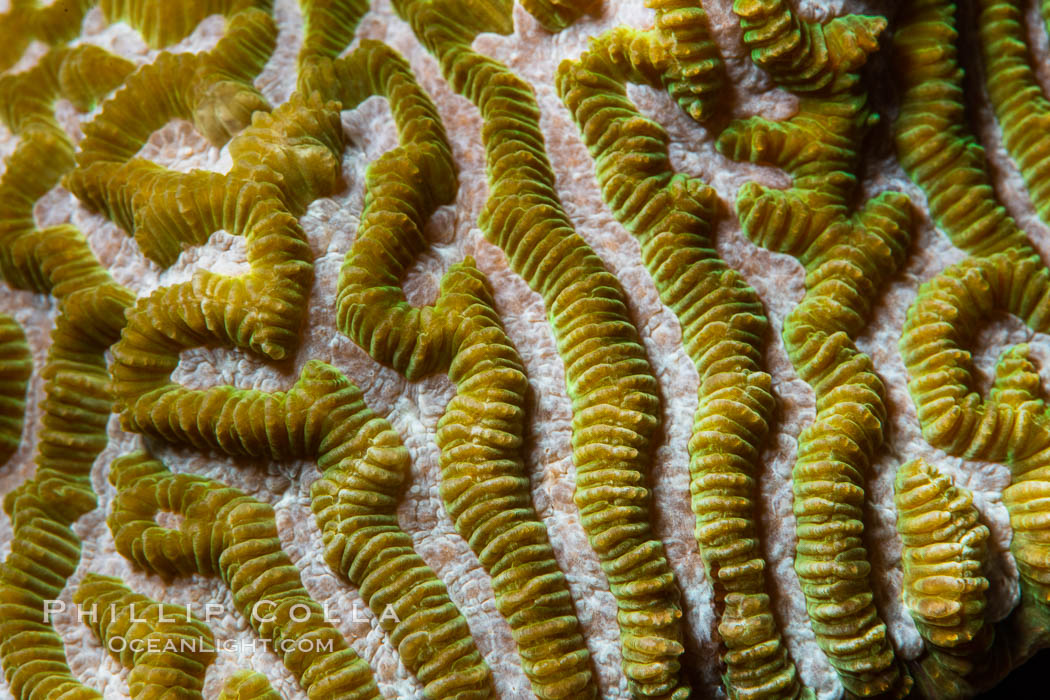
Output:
[{"xmin": 2, "ymin": 0, "xmax": 1050, "ymax": 699}]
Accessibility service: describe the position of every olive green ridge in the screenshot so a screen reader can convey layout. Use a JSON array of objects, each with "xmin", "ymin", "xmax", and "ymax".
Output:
[
  {"xmin": 894, "ymin": 458, "xmax": 993, "ymax": 700},
  {"xmin": 518, "ymin": 0, "xmax": 593, "ymax": 33},
  {"xmin": 67, "ymin": 8, "xmax": 279, "ymax": 267},
  {"xmin": 298, "ymin": 0, "xmax": 371, "ymax": 67},
  {"xmin": 5, "ymin": 0, "xmax": 1050, "ymax": 699},
  {"xmin": 892, "ymin": 0, "xmax": 1050, "ymax": 619},
  {"xmin": 107, "ymin": 451, "xmax": 383, "ymax": 700},
  {"xmin": 390, "ymin": 0, "xmax": 691, "ymax": 696},
  {"xmin": 733, "ymin": 0, "xmax": 885, "ymax": 95},
  {"xmin": 81, "ymin": 16, "xmax": 498, "ymax": 699},
  {"xmin": 0, "ymin": 0, "xmax": 94, "ymax": 74},
  {"xmin": 893, "ymin": 0, "xmax": 1036, "ymax": 258},
  {"xmin": 892, "ymin": 3, "xmax": 1050, "ymax": 695},
  {"xmin": 898, "ymin": 250, "xmax": 1050, "ymax": 695},
  {"xmin": 0, "ymin": 314, "xmax": 31, "ymax": 466},
  {"xmin": 644, "ymin": 0, "xmax": 725, "ymax": 122},
  {"xmin": 0, "ymin": 7, "xmax": 322, "ymax": 698},
  {"xmin": 100, "ymin": 0, "xmax": 273, "ymax": 49},
  {"xmin": 305, "ymin": 40, "xmax": 597, "ymax": 700},
  {"xmin": 99, "ymin": 83, "xmax": 335, "ymax": 384},
  {"xmin": 719, "ymin": 2, "xmax": 914, "ymax": 696},
  {"xmin": 75, "ymin": 6, "xmax": 276, "ymax": 165},
  {"xmin": 556, "ymin": 22, "xmax": 808, "ymax": 700},
  {"xmin": 900, "ymin": 251, "xmax": 1050, "ymax": 602},
  {"xmin": 219, "ymin": 670, "xmax": 285, "ymax": 700},
  {"xmin": 73, "ymin": 574, "xmax": 217, "ymax": 700},
  {"xmin": 0, "ymin": 37, "xmax": 135, "ymax": 700},
  {"xmin": 976, "ymin": 0, "xmax": 1050, "ymax": 233},
  {"xmin": 111, "ymin": 356, "xmax": 496, "ymax": 699},
  {"xmin": 56, "ymin": 45, "xmax": 136, "ymax": 113}
]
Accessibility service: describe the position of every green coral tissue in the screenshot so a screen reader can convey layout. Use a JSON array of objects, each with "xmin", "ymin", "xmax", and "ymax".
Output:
[{"xmin": 6, "ymin": 0, "xmax": 1050, "ymax": 699}]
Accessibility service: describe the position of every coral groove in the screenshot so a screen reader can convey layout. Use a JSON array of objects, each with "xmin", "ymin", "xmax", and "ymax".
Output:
[
  {"xmin": 0, "ymin": 35, "xmax": 134, "ymax": 700},
  {"xmin": 309, "ymin": 40, "xmax": 597, "ymax": 700},
  {"xmin": 719, "ymin": 3, "xmax": 915, "ymax": 697},
  {"xmin": 900, "ymin": 251, "xmax": 1050, "ymax": 603},
  {"xmin": 556, "ymin": 22, "xmax": 807, "ymax": 700},
  {"xmin": 110, "ymin": 358, "xmax": 496, "ymax": 699},
  {"xmin": 77, "ymin": 11, "xmax": 505, "ymax": 697},
  {"xmin": 108, "ymin": 451, "xmax": 384, "ymax": 700},
  {"xmin": 390, "ymin": 0, "xmax": 692, "ymax": 696},
  {"xmin": 5, "ymin": 1, "xmax": 1050, "ymax": 699}
]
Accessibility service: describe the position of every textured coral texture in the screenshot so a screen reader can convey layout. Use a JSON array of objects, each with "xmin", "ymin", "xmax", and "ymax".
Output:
[{"xmin": 3, "ymin": 0, "xmax": 1050, "ymax": 699}]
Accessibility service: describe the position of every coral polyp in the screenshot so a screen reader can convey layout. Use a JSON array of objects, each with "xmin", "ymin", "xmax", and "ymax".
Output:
[{"xmin": 4, "ymin": 0, "xmax": 1050, "ymax": 699}]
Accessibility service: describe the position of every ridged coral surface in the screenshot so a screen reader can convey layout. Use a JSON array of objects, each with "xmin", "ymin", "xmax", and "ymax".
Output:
[
  {"xmin": 73, "ymin": 573, "xmax": 217, "ymax": 700},
  {"xmin": 4, "ymin": 0, "xmax": 1050, "ymax": 699}
]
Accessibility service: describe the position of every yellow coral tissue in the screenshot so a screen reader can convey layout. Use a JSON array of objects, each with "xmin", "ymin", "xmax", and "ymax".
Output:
[{"xmin": 5, "ymin": 1, "xmax": 1050, "ymax": 699}]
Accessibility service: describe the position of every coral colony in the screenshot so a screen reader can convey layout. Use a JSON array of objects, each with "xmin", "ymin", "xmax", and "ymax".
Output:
[{"xmin": 3, "ymin": 0, "xmax": 1050, "ymax": 699}]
